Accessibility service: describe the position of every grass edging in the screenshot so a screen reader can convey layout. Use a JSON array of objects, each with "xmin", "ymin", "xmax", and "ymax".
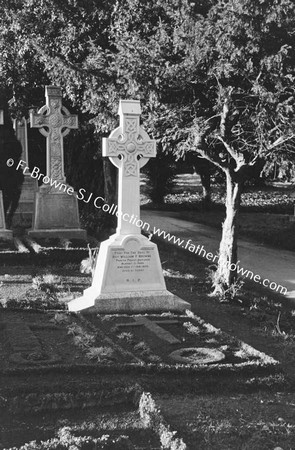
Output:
[{"xmin": 139, "ymin": 392, "xmax": 187, "ymax": 450}]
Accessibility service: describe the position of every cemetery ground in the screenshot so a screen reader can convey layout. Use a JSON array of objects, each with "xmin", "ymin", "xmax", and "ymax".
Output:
[
  {"xmin": 0, "ymin": 243, "xmax": 295, "ymax": 447},
  {"xmin": 0, "ymin": 177, "xmax": 295, "ymax": 449}
]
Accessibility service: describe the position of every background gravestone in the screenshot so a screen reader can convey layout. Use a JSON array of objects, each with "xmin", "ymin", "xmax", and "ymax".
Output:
[
  {"xmin": 69, "ymin": 99, "xmax": 190, "ymax": 313},
  {"xmin": 28, "ymin": 86, "xmax": 86, "ymax": 240},
  {"xmin": 12, "ymin": 118, "xmax": 38, "ymax": 228},
  {"xmin": 0, "ymin": 96, "xmax": 23, "ymax": 239}
]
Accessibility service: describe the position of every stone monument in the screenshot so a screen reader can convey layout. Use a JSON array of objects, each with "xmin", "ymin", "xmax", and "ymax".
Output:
[
  {"xmin": 69, "ymin": 99, "xmax": 190, "ymax": 313},
  {"xmin": 28, "ymin": 86, "xmax": 86, "ymax": 240},
  {"xmin": 12, "ymin": 118, "xmax": 38, "ymax": 228},
  {"xmin": 0, "ymin": 108, "xmax": 13, "ymax": 240}
]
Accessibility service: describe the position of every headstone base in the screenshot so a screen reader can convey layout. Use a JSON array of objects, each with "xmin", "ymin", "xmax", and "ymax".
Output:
[
  {"xmin": 29, "ymin": 186, "xmax": 86, "ymax": 240},
  {"xmin": 68, "ymin": 289, "xmax": 190, "ymax": 313},
  {"xmin": 28, "ymin": 228, "xmax": 87, "ymax": 240},
  {"xmin": 0, "ymin": 191, "xmax": 13, "ymax": 241},
  {"xmin": 68, "ymin": 232, "xmax": 191, "ymax": 313},
  {"xmin": 12, "ymin": 175, "xmax": 38, "ymax": 228}
]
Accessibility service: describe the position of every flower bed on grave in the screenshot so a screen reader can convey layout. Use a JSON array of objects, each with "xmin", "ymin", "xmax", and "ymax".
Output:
[
  {"xmin": 0, "ymin": 308, "xmax": 284, "ymax": 406},
  {"xmin": 0, "ymin": 309, "xmax": 281, "ymax": 377},
  {"xmin": 82, "ymin": 311, "xmax": 281, "ymax": 379}
]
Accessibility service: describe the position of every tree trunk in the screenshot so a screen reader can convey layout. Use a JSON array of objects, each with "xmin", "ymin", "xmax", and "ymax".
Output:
[{"xmin": 212, "ymin": 171, "xmax": 241, "ymax": 296}]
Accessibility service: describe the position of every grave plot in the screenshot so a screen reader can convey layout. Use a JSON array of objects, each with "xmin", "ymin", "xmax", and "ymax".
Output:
[
  {"xmin": 0, "ymin": 310, "xmax": 185, "ymax": 449},
  {"xmin": 0, "ymin": 309, "xmax": 139, "ymax": 373},
  {"xmin": 84, "ymin": 311, "xmax": 280, "ymax": 378}
]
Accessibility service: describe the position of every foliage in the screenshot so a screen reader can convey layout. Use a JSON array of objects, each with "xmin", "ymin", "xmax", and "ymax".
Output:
[
  {"xmin": 4, "ymin": 275, "xmax": 67, "ymax": 310},
  {"xmin": 139, "ymin": 392, "xmax": 187, "ymax": 450},
  {"xmin": 7, "ymin": 427, "xmax": 133, "ymax": 450},
  {"xmin": 1, "ymin": 0, "xmax": 295, "ymax": 285},
  {"xmin": 86, "ymin": 346, "xmax": 114, "ymax": 362},
  {"xmin": 144, "ymin": 149, "xmax": 178, "ymax": 204},
  {"xmin": 32, "ymin": 274, "xmax": 62, "ymax": 293}
]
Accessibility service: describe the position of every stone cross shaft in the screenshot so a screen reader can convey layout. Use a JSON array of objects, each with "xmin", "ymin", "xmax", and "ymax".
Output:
[
  {"xmin": 103, "ymin": 100, "xmax": 156, "ymax": 235},
  {"xmin": 0, "ymin": 109, "xmax": 3, "ymax": 125},
  {"xmin": 30, "ymin": 86, "xmax": 78, "ymax": 183}
]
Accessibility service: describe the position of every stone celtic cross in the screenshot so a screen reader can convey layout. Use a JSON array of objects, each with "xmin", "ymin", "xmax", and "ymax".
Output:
[
  {"xmin": 103, "ymin": 100, "xmax": 156, "ymax": 235},
  {"xmin": 30, "ymin": 86, "xmax": 78, "ymax": 183}
]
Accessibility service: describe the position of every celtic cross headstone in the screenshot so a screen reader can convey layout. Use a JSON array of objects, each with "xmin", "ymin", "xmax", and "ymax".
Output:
[
  {"xmin": 69, "ymin": 99, "xmax": 190, "ymax": 313},
  {"xmin": 30, "ymin": 86, "xmax": 78, "ymax": 184},
  {"xmin": 103, "ymin": 100, "xmax": 156, "ymax": 235},
  {"xmin": 28, "ymin": 86, "xmax": 86, "ymax": 240}
]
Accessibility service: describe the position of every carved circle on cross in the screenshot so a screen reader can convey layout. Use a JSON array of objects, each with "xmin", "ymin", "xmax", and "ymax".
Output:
[{"xmin": 127, "ymin": 142, "xmax": 136, "ymax": 153}]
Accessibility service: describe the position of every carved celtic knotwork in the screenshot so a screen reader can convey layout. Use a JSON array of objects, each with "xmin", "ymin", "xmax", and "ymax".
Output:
[
  {"xmin": 125, "ymin": 118, "xmax": 137, "ymax": 133},
  {"xmin": 102, "ymin": 100, "xmax": 157, "ymax": 234},
  {"xmin": 104, "ymin": 106, "xmax": 156, "ymax": 177},
  {"xmin": 51, "ymin": 157, "xmax": 63, "ymax": 181},
  {"xmin": 30, "ymin": 86, "xmax": 78, "ymax": 180},
  {"xmin": 49, "ymin": 114, "xmax": 62, "ymax": 128}
]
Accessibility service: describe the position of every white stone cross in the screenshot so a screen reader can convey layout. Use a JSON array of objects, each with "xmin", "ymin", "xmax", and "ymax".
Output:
[
  {"xmin": 0, "ymin": 109, "xmax": 3, "ymax": 125},
  {"xmin": 117, "ymin": 317, "xmax": 181, "ymax": 344},
  {"xmin": 103, "ymin": 100, "xmax": 156, "ymax": 235},
  {"xmin": 30, "ymin": 86, "xmax": 78, "ymax": 183}
]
